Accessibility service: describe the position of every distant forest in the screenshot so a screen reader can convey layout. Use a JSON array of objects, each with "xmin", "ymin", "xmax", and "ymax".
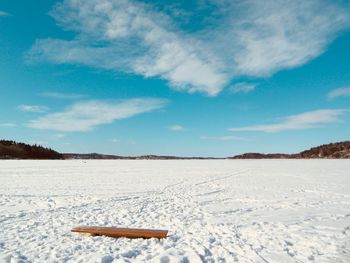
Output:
[
  {"xmin": 0, "ymin": 139, "xmax": 349, "ymax": 159},
  {"xmin": 0, "ymin": 140, "xmax": 63, "ymax": 159},
  {"xmin": 231, "ymin": 141, "xmax": 350, "ymax": 159}
]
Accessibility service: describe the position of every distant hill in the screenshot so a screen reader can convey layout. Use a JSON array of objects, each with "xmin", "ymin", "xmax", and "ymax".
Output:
[
  {"xmin": 298, "ymin": 141, "xmax": 350, "ymax": 158},
  {"xmin": 231, "ymin": 141, "xmax": 350, "ymax": 159},
  {"xmin": 1, "ymin": 139, "xmax": 349, "ymax": 160},
  {"xmin": 0, "ymin": 140, "xmax": 63, "ymax": 159},
  {"xmin": 63, "ymin": 153, "xmax": 129, "ymax": 160},
  {"xmin": 230, "ymin": 153, "xmax": 294, "ymax": 159},
  {"xmin": 63, "ymin": 153, "xmax": 219, "ymax": 160}
]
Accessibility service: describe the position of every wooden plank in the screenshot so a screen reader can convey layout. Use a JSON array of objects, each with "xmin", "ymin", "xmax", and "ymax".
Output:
[{"xmin": 71, "ymin": 226, "xmax": 168, "ymax": 239}]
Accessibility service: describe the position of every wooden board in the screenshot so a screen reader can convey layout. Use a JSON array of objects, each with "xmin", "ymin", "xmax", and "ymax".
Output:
[{"xmin": 71, "ymin": 226, "xmax": 168, "ymax": 239}]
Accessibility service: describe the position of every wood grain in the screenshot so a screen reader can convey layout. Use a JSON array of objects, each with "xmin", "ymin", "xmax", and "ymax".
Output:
[{"xmin": 71, "ymin": 226, "xmax": 168, "ymax": 239}]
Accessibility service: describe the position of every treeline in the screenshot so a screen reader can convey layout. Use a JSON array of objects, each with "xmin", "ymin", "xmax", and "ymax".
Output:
[
  {"xmin": 232, "ymin": 141, "xmax": 350, "ymax": 159},
  {"xmin": 0, "ymin": 140, "xmax": 63, "ymax": 159},
  {"xmin": 1, "ymin": 139, "xmax": 349, "ymax": 160},
  {"xmin": 231, "ymin": 153, "xmax": 292, "ymax": 159},
  {"xmin": 64, "ymin": 153, "xmax": 219, "ymax": 160},
  {"xmin": 299, "ymin": 141, "xmax": 350, "ymax": 158}
]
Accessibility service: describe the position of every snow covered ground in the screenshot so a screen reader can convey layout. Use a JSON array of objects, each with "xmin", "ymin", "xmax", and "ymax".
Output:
[{"xmin": 0, "ymin": 160, "xmax": 349, "ymax": 263}]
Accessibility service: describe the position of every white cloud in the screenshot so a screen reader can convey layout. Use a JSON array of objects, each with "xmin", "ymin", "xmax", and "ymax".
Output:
[
  {"xmin": 27, "ymin": 98, "xmax": 168, "ymax": 132},
  {"xmin": 169, "ymin": 125, "xmax": 186, "ymax": 131},
  {"xmin": 229, "ymin": 109, "xmax": 348, "ymax": 133},
  {"xmin": 0, "ymin": 11, "xmax": 10, "ymax": 17},
  {"xmin": 230, "ymin": 82, "xmax": 256, "ymax": 94},
  {"xmin": 328, "ymin": 87, "xmax": 350, "ymax": 99},
  {"xmin": 17, "ymin": 105, "xmax": 49, "ymax": 113},
  {"xmin": 0, "ymin": 123, "xmax": 16, "ymax": 127},
  {"xmin": 27, "ymin": 0, "xmax": 350, "ymax": 96},
  {"xmin": 28, "ymin": 0, "xmax": 227, "ymax": 96},
  {"xmin": 111, "ymin": 138, "xmax": 119, "ymax": 143},
  {"xmin": 200, "ymin": 135, "xmax": 249, "ymax": 141},
  {"xmin": 39, "ymin": 92, "xmax": 87, "ymax": 99},
  {"xmin": 218, "ymin": 1, "xmax": 350, "ymax": 77}
]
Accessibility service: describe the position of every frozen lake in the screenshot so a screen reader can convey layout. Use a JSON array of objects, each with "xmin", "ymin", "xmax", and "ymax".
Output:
[{"xmin": 0, "ymin": 160, "xmax": 349, "ymax": 262}]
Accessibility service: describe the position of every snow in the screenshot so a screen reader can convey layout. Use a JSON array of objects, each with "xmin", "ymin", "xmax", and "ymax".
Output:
[{"xmin": 0, "ymin": 160, "xmax": 349, "ymax": 263}]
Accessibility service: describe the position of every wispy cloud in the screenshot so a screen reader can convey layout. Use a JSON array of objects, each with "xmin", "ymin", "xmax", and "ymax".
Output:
[
  {"xmin": 230, "ymin": 83, "xmax": 256, "ymax": 94},
  {"xmin": 39, "ymin": 92, "xmax": 87, "ymax": 99},
  {"xmin": 229, "ymin": 109, "xmax": 348, "ymax": 133},
  {"xmin": 27, "ymin": 98, "xmax": 168, "ymax": 132},
  {"xmin": 28, "ymin": 0, "xmax": 227, "ymax": 96},
  {"xmin": 200, "ymin": 135, "xmax": 249, "ymax": 141},
  {"xmin": 0, "ymin": 123, "xmax": 16, "ymax": 127},
  {"xmin": 0, "ymin": 11, "xmax": 10, "ymax": 17},
  {"xmin": 220, "ymin": 1, "xmax": 350, "ymax": 77},
  {"xmin": 328, "ymin": 87, "xmax": 350, "ymax": 99},
  {"xmin": 17, "ymin": 105, "xmax": 49, "ymax": 113},
  {"xmin": 169, "ymin": 125, "xmax": 186, "ymax": 131},
  {"xmin": 27, "ymin": 0, "xmax": 350, "ymax": 96},
  {"xmin": 52, "ymin": 133, "xmax": 65, "ymax": 138},
  {"xmin": 111, "ymin": 138, "xmax": 120, "ymax": 143}
]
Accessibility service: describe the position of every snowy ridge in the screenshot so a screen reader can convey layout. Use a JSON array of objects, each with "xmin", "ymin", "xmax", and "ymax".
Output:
[{"xmin": 0, "ymin": 160, "xmax": 349, "ymax": 262}]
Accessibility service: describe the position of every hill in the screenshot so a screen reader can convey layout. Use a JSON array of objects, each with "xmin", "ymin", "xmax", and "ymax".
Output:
[
  {"xmin": 0, "ymin": 140, "xmax": 63, "ymax": 159},
  {"xmin": 63, "ymin": 153, "xmax": 219, "ymax": 160},
  {"xmin": 63, "ymin": 153, "xmax": 129, "ymax": 160},
  {"xmin": 230, "ymin": 153, "xmax": 294, "ymax": 159},
  {"xmin": 298, "ymin": 141, "xmax": 350, "ymax": 158},
  {"xmin": 231, "ymin": 141, "xmax": 350, "ymax": 159},
  {"xmin": 1, "ymin": 139, "xmax": 349, "ymax": 159}
]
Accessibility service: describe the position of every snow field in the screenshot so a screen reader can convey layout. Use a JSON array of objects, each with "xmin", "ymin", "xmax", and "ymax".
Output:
[{"xmin": 0, "ymin": 160, "xmax": 349, "ymax": 262}]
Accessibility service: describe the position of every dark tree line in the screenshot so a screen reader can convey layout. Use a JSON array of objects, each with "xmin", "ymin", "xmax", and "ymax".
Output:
[
  {"xmin": 231, "ymin": 141, "xmax": 350, "ymax": 159},
  {"xmin": 0, "ymin": 140, "xmax": 63, "ymax": 159},
  {"xmin": 299, "ymin": 141, "xmax": 350, "ymax": 158}
]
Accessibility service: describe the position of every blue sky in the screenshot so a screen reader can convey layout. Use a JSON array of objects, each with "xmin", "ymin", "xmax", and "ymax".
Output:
[{"xmin": 0, "ymin": 0, "xmax": 350, "ymax": 157}]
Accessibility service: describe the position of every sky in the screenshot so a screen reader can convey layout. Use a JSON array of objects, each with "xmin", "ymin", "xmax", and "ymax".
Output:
[{"xmin": 0, "ymin": 0, "xmax": 350, "ymax": 157}]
